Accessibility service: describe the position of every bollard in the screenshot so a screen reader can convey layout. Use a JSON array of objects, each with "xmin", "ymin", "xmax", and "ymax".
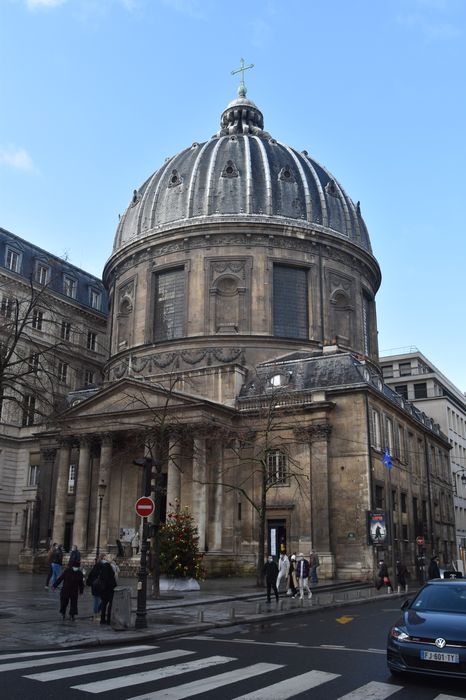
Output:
[
  {"xmin": 397, "ymin": 585, "xmax": 401, "ymax": 594},
  {"xmin": 405, "ymin": 584, "xmax": 409, "ymax": 594},
  {"xmin": 388, "ymin": 586, "xmax": 392, "ymax": 594},
  {"xmin": 197, "ymin": 609, "xmax": 204, "ymax": 622},
  {"xmin": 229, "ymin": 607, "xmax": 236, "ymax": 620},
  {"xmin": 256, "ymin": 603, "xmax": 262, "ymax": 614},
  {"xmin": 279, "ymin": 599, "xmax": 285, "ymax": 611}
]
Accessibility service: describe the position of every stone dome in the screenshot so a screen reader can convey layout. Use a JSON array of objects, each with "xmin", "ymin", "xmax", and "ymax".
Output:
[{"xmin": 113, "ymin": 96, "xmax": 371, "ymax": 254}]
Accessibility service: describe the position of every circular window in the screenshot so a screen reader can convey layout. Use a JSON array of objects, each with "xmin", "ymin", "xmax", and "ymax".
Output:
[{"xmin": 226, "ymin": 166, "xmax": 234, "ymax": 175}]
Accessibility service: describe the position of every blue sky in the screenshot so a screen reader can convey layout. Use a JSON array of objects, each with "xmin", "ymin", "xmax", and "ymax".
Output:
[{"xmin": 1, "ymin": 0, "xmax": 465, "ymax": 391}]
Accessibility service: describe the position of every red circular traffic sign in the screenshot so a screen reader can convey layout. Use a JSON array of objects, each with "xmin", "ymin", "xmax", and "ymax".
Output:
[
  {"xmin": 135, "ymin": 497, "xmax": 155, "ymax": 518},
  {"xmin": 416, "ymin": 536, "xmax": 425, "ymax": 546}
]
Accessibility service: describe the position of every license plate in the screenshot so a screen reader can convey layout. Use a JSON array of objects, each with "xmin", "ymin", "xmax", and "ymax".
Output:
[{"xmin": 420, "ymin": 650, "xmax": 459, "ymax": 663}]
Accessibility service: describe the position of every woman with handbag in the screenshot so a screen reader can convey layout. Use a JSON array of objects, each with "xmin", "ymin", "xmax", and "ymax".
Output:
[{"xmin": 375, "ymin": 560, "xmax": 391, "ymax": 590}]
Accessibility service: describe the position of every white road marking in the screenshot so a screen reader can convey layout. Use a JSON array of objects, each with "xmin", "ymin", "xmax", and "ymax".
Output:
[
  {"xmin": 25, "ymin": 649, "xmax": 192, "ymax": 682},
  {"xmin": 435, "ymin": 696, "xmax": 466, "ymax": 700},
  {"xmin": 0, "ymin": 650, "xmax": 77, "ymax": 661},
  {"xmin": 336, "ymin": 680, "xmax": 402, "ymax": 699},
  {"xmin": 0, "ymin": 645, "xmax": 156, "ymax": 672},
  {"xmin": 232, "ymin": 669, "xmax": 340, "ymax": 699},
  {"xmin": 126, "ymin": 663, "xmax": 282, "ymax": 700},
  {"xmin": 71, "ymin": 655, "xmax": 236, "ymax": 694}
]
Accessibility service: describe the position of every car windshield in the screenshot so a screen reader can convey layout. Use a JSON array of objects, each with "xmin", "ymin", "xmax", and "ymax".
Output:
[{"xmin": 410, "ymin": 585, "xmax": 466, "ymax": 613}]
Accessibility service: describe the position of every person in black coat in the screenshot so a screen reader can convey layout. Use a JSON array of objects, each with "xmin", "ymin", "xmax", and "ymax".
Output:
[
  {"xmin": 53, "ymin": 564, "xmax": 84, "ymax": 620},
  {"xmin": 428, "ymin": 556, "xmax": 441, "ymax": 579},
  {"xmin": 87, "ymin": 554, "xmax": 117, "ymax": 625},
  {"xmin": 375, "ymin": 560, "xmax": 391, "ymax": 590},
  {"xmin": 263, "ymin": 556, "xmax": 279, "ymax": 603}
]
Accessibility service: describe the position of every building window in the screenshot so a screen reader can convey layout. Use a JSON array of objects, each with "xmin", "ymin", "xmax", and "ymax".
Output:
[
  {"xmin": 402, "ymin": 524, "xmax": 409, "ymax": 541},
  {"xmin": 63, "ymin": 276, "xmax": 77, "ymax": 299},
  {"xmin": 375, "ymin": 484, "xmax": 384, "ymax": 509},
  {"xmin": 68, "ymin": 464, "xmax": 76, "ymax": 494},
  {"xmin": 87, "ymin": 331, "xmax": 97, "ymax": 351},
  {"xmin": 1, "ymin": 296, "xmax": 14, "ymax": 319},
  {"xmin": 382, "ymin": 365, "xmax": 393, "ymax": 379},
  {"xmin": 84, "ymin": 370, "xmax": 94, "ymax": 385},
  {"xmin": 90, "ymin": 289, "xmax": 101, "ymax": 310},
  {"xmin": 362, "ymin": 292, "xmax": 373, "ymax": 355},
  {"xmin": 6, "ymin": 247, "xmax": 21, "ymax": 272},
  {"xmin": 399, "ymin": 362, "xmax": 411, "ymax": 376},
  {"xmin": 61, "ymin": 321, "xmax": 71, "ymax": 341},
  {"xmin": 31, "ymin": 309, "xmax": 43, "ymax": 330},
  {"xmin": 370, "ymin": 408, "xmax": 381, "ymax": 450},
  {"xmin": 28, "ymin": 463, "xmax": 40, "ymax": 487},
  {"xmin": 395, "ymin": 385, "xmax": 408, "ymax": 400},
  {"xmin": 154, "ymin": 267, "xmax": 185, "ymax": 341},
  {"xmin": 401, "ymin": 492, "xmax": 407, "ymax": 514},
  {"xmin": 36, "ymin": 263, "xmax": 50, "ymax": 285},
  {"xmin": 22, "ymin": 395, "xmax": 36, "ymax": 426},
  {"xmin": 58, "ymin": 361, "xmax": 68, "ymax": 383},
  {"xmin": 385, "ymin": 416, "xmax": 394, "ymax": 453},
  {"xmin": 266, "ymin": 450, "xmax": 288, "ymax": 486},
  {"xmin": 273, "ymin": 264, "xmax": 308, "ymax": 339},
  {"xmin": 414, "ymin": 382, "xmax": 427, "ymax": 399},
  {"xmin": 391, "ymin": 489, "xmax": 397, "ymax": 512}
]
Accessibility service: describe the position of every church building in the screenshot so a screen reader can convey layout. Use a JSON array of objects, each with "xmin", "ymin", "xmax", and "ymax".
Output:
[{"xmin": 5, "ymin": 79, "xmax": 455, "ymax": 578}]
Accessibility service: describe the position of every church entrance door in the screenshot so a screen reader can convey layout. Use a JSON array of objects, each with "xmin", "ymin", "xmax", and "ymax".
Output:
[{"xmin": 268, "ymin": 519, "xmax": 286, "ymax": 558}]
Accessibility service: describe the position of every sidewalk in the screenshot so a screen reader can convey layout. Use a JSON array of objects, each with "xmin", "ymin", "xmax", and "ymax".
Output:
[{"xmin": 0, "ymin": 568, "xmax": 404, "ymax": 652}]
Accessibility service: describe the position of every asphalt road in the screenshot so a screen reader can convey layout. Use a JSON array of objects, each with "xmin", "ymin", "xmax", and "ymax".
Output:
[{"xmin": 1, "ymin": 598, "xmax": 465, "ymax": 699}]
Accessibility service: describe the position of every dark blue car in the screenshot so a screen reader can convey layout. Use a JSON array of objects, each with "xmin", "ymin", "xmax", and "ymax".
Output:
[{"xmin": 387, "ymin": 579, "xmax": 466, "ymax": 679}]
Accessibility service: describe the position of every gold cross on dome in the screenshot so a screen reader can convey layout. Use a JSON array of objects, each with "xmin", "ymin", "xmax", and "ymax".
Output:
[{"xmin": 231, "ymin": 58, "xmax": 254, "ymax": 97}]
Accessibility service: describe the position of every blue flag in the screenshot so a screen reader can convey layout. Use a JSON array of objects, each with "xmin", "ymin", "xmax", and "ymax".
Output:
[{"xmin": 383, "ymin": 448, "xmax": 393, "ymax": 470}]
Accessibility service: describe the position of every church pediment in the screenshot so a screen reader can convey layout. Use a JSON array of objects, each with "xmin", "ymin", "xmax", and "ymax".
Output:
[{"xmin": 62, "ymin": 378, "xmax": 209, "ymax": 422}]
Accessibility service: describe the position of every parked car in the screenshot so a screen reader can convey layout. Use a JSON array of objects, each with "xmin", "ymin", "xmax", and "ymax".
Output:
[{"xmin": 387, "ymin": 579, "xmax": 466, "ymax": 679}]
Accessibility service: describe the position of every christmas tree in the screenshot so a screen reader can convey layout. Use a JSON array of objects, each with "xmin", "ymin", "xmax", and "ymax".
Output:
[{"xmin": 159, "ymin": 506, "xmax": 206, "ymax": 580}]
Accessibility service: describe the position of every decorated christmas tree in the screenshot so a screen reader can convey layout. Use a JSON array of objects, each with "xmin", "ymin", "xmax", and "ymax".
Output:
[{"xmin": 159, "ymin": 506, "xmax": 206, "ymax": 580}]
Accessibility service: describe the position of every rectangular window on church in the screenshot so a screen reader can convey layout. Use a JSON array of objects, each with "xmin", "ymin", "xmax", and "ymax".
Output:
[
  {"xmin": 362, "ymin": 292, "xmax": 373, "ymax": 355},
  {"xmin": 273, "ymin": 264, "xmax": 308, "ymax": 339},
  {"xmin": 370, "ymin": 408, "xmax": 381, "ymax": 450},
  {"xmin": 266, "ymin": 450, "xmax": 288, "ymax": 486},
  {"xmin": 154, "ymin": 267, "xmax": 185, "ymax": 341}
]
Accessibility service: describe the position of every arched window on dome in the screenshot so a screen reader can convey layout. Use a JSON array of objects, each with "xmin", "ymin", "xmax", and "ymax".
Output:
[
  {"xmin": 272, "ymin": 264, "xmax": 309, "ymax": 340},
  {"xmin": 362, "ymin": 290, "xmax": 375, "ymax": 357},
  {"xmin": 330, "ymin": 289, "xmax": 353, "ymax": 348},
  {"xmin": 154, "ymin": 267, "xmax": 185, "ymax": 341}
]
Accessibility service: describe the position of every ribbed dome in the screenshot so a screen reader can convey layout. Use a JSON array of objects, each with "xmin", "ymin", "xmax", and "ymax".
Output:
[{"xmin": 113, "ymin": 97, "xmax": 371, "ymax": 253}]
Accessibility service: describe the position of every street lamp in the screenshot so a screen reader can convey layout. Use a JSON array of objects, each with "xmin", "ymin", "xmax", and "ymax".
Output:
[{"xmin": 95, "ymin": 482, "xmax": 106, "ymax": 562}]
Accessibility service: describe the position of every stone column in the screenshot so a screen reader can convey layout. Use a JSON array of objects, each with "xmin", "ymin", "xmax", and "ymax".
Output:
[
  {"xmin": 210, "ymin": 440, "xmax": 224, "ymax": 551},
  {"xmin": 52, "ymin": 440, "xmax": 72, "ymax": 545},
  {"xmin": 309, "ymin": 423, "xmax": 332, "ymax": 552},
  {"xmin": 192, "ymin": 436, "xmax": 207, "ymax": 552},
  {"xmin": 72, "ymin": 437, "xmax": 91, "ymax": 551},
  {"xmin": 166, "ymin": 434, "xmax": 182, "ymax": 511},
  {"xmin": 95, "ymin": 435, "xmax": 113, "ymax": 550}
]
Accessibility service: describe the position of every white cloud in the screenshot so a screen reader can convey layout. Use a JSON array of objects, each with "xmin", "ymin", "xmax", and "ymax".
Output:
[
  {"xmin": 26, "ymin": 0, "xmax": 68, "ymax": 8},
  {"xmin": 0, "ymin": 145, "xmax": 35, "ymax": 172}
]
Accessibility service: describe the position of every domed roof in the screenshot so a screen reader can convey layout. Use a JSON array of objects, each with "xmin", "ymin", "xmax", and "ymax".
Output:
[{"xmin": 113, "ymin": 96, "xmax": 372, "ymax": 254}]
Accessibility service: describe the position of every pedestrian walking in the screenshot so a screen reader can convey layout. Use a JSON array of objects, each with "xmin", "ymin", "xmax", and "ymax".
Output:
[
  {"xmin": 296, "ymin": 553, "xmax": 312, "ymax": 599},
  {"xmin": 396, "ymin": 560, "xmax": 409, "ymax": 589},
  {"xmin": 50, "ymin": 544, "xmax": 63, "ymax": 587},
  {"xmin": 86, "ymin": 553, "xmax": 105, "ymax": 621},
  {"xmin": 375, "ymin": 560, "xmax": 391, "ymax": 590},
  {"xmin": 286, "ymin": 554, "xmax": 298, "ymax": 597},
  {"xmin": 68, "ymin": 544, "xmax": 81, "ymax": 567},
  {"xmin": 106, "ymin": 552, "xmax": 120, "ymax": 583},
  {"xmin": 309, "ymin": 549, "xmax": 320, "ymax": 585},
  {"xmin": 53, "ymin": 563, "xmax": 84, "ymax": 620},
  {"xmin": 428, "ymin": 556, "xmax": 441, "ymax": 579},
  {"xmin": 131, "ymin": 531, "xmax": 140, "ymax": 556},
  {"xmin": 263, "ymin": 555, "xmax": 279, "ymax": 603},
  {"xmin": 97, "ymin": 555, "xmax": 117, "ymax": 625},
  {"xmin": 44, "ymin": 543, "xmax": 57, "ymax": 589},
  {"xmin": 276, "ymin": 552, "xmax": 289, "ymax": 592}
]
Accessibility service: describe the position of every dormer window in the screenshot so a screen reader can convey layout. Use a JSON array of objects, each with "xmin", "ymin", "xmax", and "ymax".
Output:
[
  {"xmin": 36, "ymin": 263, "xmax": 50, "ymax": 286},
  {"xmin": 64, "ymin": 276, "xmax": 77, "ymax": 299},
  {"xmin": 90, "ymin": 288, "xmax": 101, "ymax": 310},
  {"xmin": 5, "ymin": 247, "xmax": 21, "ymax": 273}
]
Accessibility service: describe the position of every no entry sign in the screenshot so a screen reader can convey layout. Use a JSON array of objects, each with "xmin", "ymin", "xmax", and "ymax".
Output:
[
  {"xmin": 416, "ymin": 536, "xmax": 425, "ymax": 546},
  {"xmin": 135, "ymin": 496, "xmax": 155, "ymax": 518}
]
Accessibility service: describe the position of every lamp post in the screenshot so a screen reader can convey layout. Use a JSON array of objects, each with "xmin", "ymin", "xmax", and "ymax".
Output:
[{"xmin": 95, "ymin": 482, "xmax": 106, "ymax": 563}]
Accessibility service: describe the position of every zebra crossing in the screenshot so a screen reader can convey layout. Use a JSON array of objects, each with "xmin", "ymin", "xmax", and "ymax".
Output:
[{"xmin": 0, "ymin": 645, "xmax": 465, "ymax": 699}]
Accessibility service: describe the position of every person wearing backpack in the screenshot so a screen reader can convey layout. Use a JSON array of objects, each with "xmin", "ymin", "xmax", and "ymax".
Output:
[
  {"xmin": 89, "ymin": 554, "xmax": 117, "ymax": 625},
  {"xmin": 86, "ymin": 553, "xmax": 106, "ymax": 622}
]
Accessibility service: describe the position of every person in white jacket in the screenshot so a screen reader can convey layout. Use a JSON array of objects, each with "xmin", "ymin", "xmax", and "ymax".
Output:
[{"xmin": 276, "ymin": 552, "xmax": 290, "ymax": 592}]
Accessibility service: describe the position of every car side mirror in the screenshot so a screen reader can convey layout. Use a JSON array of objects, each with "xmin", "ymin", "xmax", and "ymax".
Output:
[{"xmin": 401, "ymin": 599, "xmax": 410, "ymax": 610}]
